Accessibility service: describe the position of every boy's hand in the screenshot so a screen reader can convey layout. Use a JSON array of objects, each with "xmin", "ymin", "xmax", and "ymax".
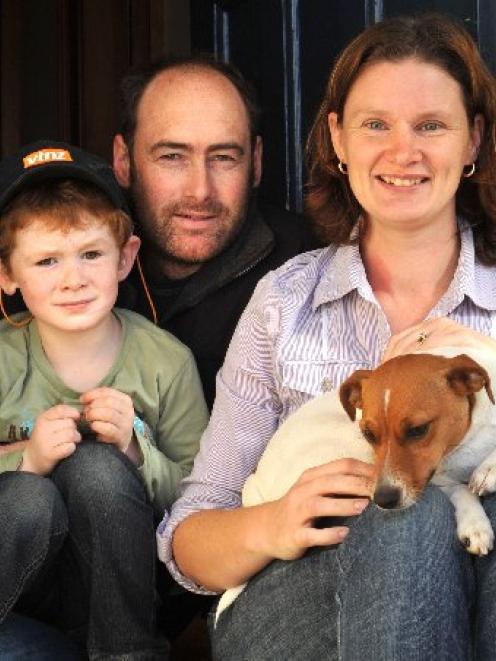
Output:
[
  {"xmin": 80, "ymin": 387, "xmax": 135, "ymax": 453},
  {"xmin": 21, "ymin": 405, "xmax": 82, "ymax": 475}
]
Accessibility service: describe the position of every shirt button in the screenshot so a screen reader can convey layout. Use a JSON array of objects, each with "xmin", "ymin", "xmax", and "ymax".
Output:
[{"xmin": 321, "ymin": 377, "xmax": 333, "ymax": 392}]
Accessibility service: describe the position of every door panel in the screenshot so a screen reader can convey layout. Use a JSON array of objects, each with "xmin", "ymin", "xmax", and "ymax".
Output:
[
  {"xmin": 193, "ymin": 0, "xmax": 496, "ymax": 212},
  {"xmin": 0, "ymin": 0, "xmax": 494, "ymax": 213},
  {"xmin": 0, "ymin": 0, "xmax": 165, "ymax": 161}
]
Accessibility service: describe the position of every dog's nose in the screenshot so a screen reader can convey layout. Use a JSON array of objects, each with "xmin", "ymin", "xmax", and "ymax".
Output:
[{"xmin": 374, "ymin": 485, "xmax": 402, "ymax": 509}]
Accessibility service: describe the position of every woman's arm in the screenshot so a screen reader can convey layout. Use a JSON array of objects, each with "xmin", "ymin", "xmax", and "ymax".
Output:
[
  {"xmin": 160, "ymin": 272, "xmax": 373, "ymax": 592},
  {"xmin": 173, "ymin": 458, "xmax": 374, "ymax": 592}
]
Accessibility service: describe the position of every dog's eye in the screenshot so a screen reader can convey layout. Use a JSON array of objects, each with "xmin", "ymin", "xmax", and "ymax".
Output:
[
  {"xmin": 362, "ymin": 427, "xmax": 377, "ymax": 444},
  {"xmin": 405, "ymin": 423, "xmax": 430, "ymax": 441}
]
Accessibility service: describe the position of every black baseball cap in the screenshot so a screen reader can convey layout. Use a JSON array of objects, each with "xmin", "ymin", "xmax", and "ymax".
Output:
[{"xmin": 0, "ymin": 139, "xmax": 130, "ymax": 215}]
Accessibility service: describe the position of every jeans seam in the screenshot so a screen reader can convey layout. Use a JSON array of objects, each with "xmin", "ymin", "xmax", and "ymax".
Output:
[
  {"xmin": 0, "ymin": 528, "xmax": 66, "ymax": 621},
  {"xmin": 335, "ymin": 552, "xmax": 345, "ymax": 661},
  {"xmin": 66, "ymin": 497, "xmax": 158, "ymax": 657},
  {"xmin": 66, "ymin": 527, "xmax": 93, "ymax": 567}
]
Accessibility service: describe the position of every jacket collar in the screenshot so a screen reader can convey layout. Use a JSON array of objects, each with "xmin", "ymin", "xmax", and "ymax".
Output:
[
  {"xmin": 124, "ymin": 197, "xmax": 275, "ymax": 321},
  {"xmin": 161, "ymin": 198, "xmax": 274, "ymax": 319}
]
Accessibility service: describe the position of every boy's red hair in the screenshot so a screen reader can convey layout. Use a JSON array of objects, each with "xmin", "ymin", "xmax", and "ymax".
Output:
[{"xmin": 0, "ymin": 179, "xmax": 133, "ymax": 272}]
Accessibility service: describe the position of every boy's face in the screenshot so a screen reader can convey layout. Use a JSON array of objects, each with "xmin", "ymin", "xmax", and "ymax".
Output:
[{"xmin": 0, "ymin": 215, "xmax": 139, "ymax": 335}]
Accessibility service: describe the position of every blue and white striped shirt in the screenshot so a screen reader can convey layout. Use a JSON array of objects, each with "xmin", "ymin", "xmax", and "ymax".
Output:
[{"xmin": 157, "ymin": 224, "xmax": 496, "ymax": 593}]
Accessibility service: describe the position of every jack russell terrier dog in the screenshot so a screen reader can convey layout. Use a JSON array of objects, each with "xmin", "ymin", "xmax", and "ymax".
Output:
[{"xmin": 215, "ymin": 345, "xmax": 496, "ymax": 622}]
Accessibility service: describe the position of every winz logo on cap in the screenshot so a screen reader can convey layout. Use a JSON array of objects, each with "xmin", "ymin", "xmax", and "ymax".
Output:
[{"xmin": 23, "ymin": 149, "xmax": 73, "ymax": 169}]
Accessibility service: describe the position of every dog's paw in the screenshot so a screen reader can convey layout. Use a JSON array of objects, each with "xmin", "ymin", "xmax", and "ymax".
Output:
[
  {"xmin": 458, "ymin": 516, "xmax": 494, "ymax": 555},
  {"xmin": 469, "ymin": 463, "xmax": 496, "ymax": 496}
]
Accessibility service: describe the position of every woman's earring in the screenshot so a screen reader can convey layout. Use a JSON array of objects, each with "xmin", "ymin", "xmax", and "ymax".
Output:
[
  {"xmin": 463, "ymin": 162, "xmax": 476, "ymax": 178},
  {"xmin": 338, "ymin": 161, "xmax": 348, "ymax": 175}
]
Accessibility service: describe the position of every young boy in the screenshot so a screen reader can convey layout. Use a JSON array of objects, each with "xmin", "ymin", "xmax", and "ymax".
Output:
[{"xmin": 0, "ymin": 140, "xmax": 209, "ymax": 660}]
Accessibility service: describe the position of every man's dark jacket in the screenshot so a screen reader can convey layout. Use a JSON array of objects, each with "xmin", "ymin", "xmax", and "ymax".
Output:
[{"xmin": 118, "ymin": 200, "xmax": 317, "ymax": 409}]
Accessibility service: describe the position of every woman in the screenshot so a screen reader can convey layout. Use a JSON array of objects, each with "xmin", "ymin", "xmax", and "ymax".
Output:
[{"xmin": 159, "ymin": 13, "xmax": 496, "ymax": 660}]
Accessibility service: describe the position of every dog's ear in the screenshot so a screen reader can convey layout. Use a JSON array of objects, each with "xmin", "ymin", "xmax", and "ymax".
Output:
[
  {"xmin": 339, "ymin": 370, "xmax": 371, "ymax": 421},
  {"xmin": 446, "ymin": 354, "xmax": 495, "ymax": 404}
]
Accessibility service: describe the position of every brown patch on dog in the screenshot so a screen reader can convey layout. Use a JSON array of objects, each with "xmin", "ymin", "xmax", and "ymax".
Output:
[{"xmin": 339, "ymin": 353, "xmax": 494, "ymax": 507}]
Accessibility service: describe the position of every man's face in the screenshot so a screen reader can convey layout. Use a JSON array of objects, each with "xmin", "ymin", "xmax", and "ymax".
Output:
[{"xmin": 114, "ymin": 66, "xmax": 262, "ymax": 277}]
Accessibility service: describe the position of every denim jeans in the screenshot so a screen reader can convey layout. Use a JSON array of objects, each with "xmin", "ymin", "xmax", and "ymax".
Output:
[
  {"xmin": 0, "ymin": 613, "xmax": 86, "ymax": 660},
  {"xmin": 211, "ymin": 486, "xmax": 488, "ymax": 661},
  {"xmin": 0, "ymin": 441, "xmax": 169, "ymax": 660}
]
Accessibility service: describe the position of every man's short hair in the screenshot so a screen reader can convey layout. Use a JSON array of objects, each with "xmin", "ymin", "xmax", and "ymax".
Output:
[{"xmin": 119, "ymin": 54, "xmax": 261, "ymax": 150}]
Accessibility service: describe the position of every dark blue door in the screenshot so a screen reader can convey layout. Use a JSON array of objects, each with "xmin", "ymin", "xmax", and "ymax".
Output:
[{"xmin": 190, "ymin": 0, "xmax": 496, "ymax": 212}]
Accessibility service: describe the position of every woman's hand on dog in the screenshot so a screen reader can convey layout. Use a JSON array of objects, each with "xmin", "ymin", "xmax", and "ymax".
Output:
[
  {"xmin": 263, "ymin": 458, "xmax": 374, "ymax": 561},
  {"xmin": 173, "ymin": 459, "xmax": 374, "ymax": 592},
  {"xmin": 384, "ymin": 318, "xmax": 496, "ymax": 362}
]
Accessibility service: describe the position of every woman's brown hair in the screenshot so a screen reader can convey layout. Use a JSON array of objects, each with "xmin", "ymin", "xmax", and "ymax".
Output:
[{"xmin": 305, "ymin": 13, "xmax": 496, "ymax": 264}]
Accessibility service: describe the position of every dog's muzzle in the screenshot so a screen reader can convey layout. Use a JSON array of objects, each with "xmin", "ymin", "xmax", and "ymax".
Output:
[{"xmin": 373, "ymin": 484, "xmax": 403, "ymax": 509}]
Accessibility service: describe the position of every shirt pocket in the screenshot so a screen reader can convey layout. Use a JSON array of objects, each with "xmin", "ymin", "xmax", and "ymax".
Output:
[{"xmin": 279, "ymin": 359, "xmax": 370, "ymax": 423}]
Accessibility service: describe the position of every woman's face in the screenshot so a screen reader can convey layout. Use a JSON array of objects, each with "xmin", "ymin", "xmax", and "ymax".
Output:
[{"xmin": 328, "ymin": 58, "xmax": 483, "ymax": 233}]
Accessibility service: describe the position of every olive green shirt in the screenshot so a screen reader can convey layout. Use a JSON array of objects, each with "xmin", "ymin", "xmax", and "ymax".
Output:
[{"xmin": 0, "ymin": 308, "xmax": 209, "ymax": 515}]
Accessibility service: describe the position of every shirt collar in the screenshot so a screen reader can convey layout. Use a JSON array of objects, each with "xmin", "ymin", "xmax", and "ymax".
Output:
[
  {"xmin": 313, "ymin": 222, "xmax": 373, "ymax": 310},
  {"xmin": 313, "ymin": 220, "xmax": 496, "ymax": 313},
  {"xmin": 450, "ymin": 221, "xmax": 496, "ymax": 312}
]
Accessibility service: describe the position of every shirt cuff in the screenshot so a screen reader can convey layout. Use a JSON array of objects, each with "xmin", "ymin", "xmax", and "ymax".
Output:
[{"xmin": 156, "ymin": 510, "xmax": 219, "ymax": 596}]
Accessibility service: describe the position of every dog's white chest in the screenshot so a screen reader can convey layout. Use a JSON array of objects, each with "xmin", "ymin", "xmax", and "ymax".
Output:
[
  {"xmin": 242, "ymin": 391, "xmax": 373, "ymax": 506},
  {"xmin": 430, "ymin": 346, "xmax": 496, "ymax": 487},
  {"xmin": 435, "ymin": 421, "xmax": 496, "ymax": 484}
]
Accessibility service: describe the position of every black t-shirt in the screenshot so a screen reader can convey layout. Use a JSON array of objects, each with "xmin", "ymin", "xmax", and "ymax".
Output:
[{"xmin": 118, "ymin": 202, "xmax": 318, "ymax": 410}]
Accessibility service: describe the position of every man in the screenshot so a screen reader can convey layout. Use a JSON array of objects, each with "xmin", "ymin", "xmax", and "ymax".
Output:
[
  {"xmin": 113, "ymin": 54, "xmax": 316, "ymax": 409},
  {"xmin": 0, "ymin": 55, "xmax": 314, "ymax": 655}
]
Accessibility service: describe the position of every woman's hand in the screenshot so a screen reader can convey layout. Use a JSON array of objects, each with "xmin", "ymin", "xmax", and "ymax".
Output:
[
  {"xmin": 174, "ymin": 457, "xmax": 375, "ymax": 591},
  {"xmin": 262, "ymin": 458, "xmax": 374, "ymax": 561},
  {"xmin": 383, "ymin": 317, "xmax": 496, "ymax": 362}
]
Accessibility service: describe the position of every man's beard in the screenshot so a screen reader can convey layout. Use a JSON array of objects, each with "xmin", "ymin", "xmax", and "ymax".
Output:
[{"xmin": 129, "ymin": 167, "xmax": 253, "ymax": 270}]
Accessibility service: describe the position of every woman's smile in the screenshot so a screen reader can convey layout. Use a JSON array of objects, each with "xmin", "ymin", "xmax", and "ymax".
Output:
[
  {"xmin": 329, "ymin": 57, "xmax": 482, "ymax": 231},
  {"xmin": 376, "ymin": 175, "xmax": 428, "ymax": 187}
]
